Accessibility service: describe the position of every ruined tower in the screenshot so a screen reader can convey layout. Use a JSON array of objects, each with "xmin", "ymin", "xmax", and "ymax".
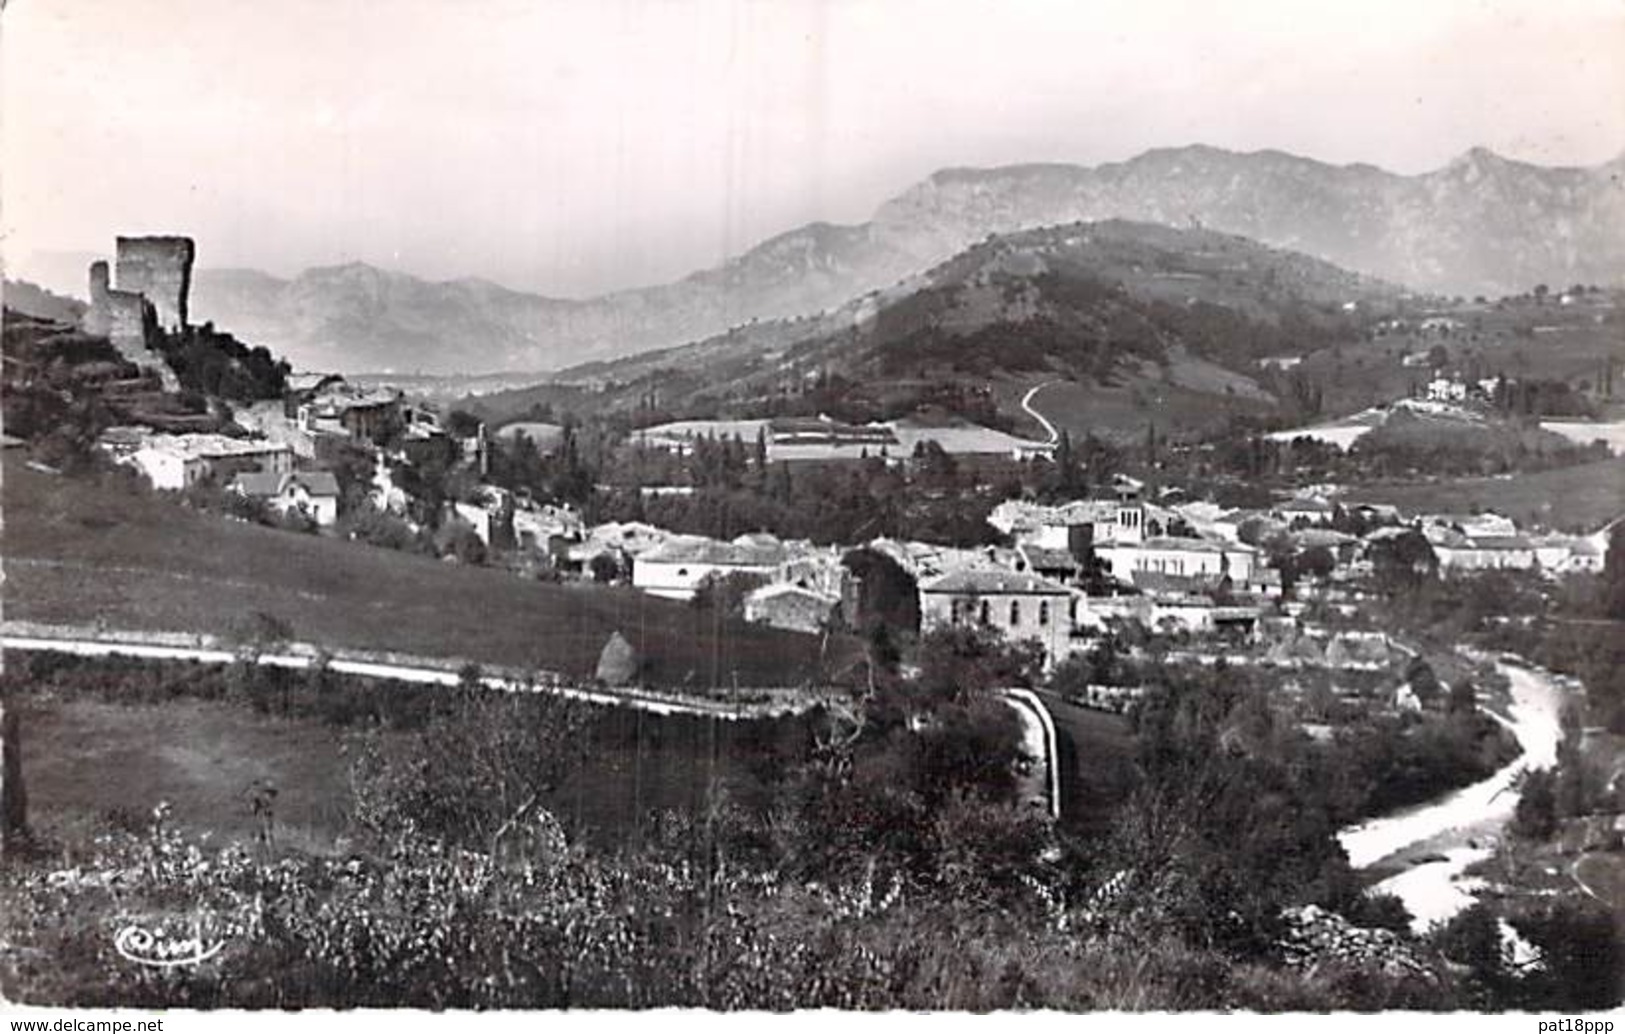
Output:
[
  {"xmin": 81, "ymin": 246, "xmax": 182, "ymax": 391},
  {"xmin": 114, "ymin": 236, "xmax": 195, "ymax": 333},
  {"xmin": 83, "ymin": 260, "xmax": 113, "ymax": 337}
]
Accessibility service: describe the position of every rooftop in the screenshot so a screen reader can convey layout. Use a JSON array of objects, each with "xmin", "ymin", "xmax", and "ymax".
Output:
[
  {"xmin": 1018, "ymin": 543, "xmax": 1079, "ymax": 571},
  {"xmin": 922, "ymin": 567, "xmax": 1072, "ymax": 596},
  {"xmin": 232, "ymin": 470, "xmax": 340, "ymax": 498},
  {"xmin": 1120, "ymin": 536, "xmax": 1255, "ymax": 555},
  {"xmin": 135, "ymin": 432, "xmax": 292, "ymax": 461},
  {"xmin": 639, "ymin": 535, "xmax": 790, "ymax": 567}
]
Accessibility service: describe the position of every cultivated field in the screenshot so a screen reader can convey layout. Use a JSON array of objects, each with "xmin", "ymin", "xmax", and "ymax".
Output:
[
  {"xmin": 1, "ymin": 456, "xmax": 827, "ymax": 688},
  {"xmin": 1346, "ymin": 454, "xmax": 1625, "ymax": 532}
]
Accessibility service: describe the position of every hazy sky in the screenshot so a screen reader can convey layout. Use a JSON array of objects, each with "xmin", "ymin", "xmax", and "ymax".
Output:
[{"xmin": 4, "ymin": 0, "xmax": 1623, "ymax": 296}]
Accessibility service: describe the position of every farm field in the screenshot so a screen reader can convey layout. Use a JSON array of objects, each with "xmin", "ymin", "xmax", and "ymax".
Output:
[
  {"xmin": 1002, "ymin": 375, "xmax": 1270, "ymax": 445},
  {"xmin": 1, "ymin": 456, "xmax": 827, "ymax": 688},
  {"xmin": 9, "ymin": 685, "xmax": 818, "ymax": 855},
  {"xmin": 1344, "ymin": 454, "xmax": 1625, "ymax": 532}
]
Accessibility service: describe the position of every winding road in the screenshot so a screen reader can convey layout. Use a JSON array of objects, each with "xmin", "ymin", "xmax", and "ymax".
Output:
[{"xmin": 1020, "ymin": 380, "xmax": 1063, "ymax": 447}]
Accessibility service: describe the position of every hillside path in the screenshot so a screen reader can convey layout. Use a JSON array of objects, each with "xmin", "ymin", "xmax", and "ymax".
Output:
[{"xmin": 1021, "ymin": 379, "xmax": 1063, "ymax": 446}]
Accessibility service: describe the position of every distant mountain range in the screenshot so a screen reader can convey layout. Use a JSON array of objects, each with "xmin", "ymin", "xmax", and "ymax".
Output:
[{"xmin": 15, "ymin": 144, "xmax": 1624, "ymax": 374}]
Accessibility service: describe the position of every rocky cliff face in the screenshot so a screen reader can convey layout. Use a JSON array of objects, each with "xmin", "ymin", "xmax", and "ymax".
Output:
[
  {"xmin": 872, "ymin": 146, "xmax": 1625, "ymax": 300},
  {"xmin": 184, "ymin": 145, "xmax": 1624, "ymax": 374}
]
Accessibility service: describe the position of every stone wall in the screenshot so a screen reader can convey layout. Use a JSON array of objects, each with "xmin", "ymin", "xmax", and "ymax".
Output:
[
  {"xmin": 115, "ymin": 236, "xmax": 195, "ymax": 332},
  {"xmin": 82, "ymin": 256, "xmax": 181, "ymax": 391}
]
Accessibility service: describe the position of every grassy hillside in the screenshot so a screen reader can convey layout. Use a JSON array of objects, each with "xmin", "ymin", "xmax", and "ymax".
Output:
[
  {"xmin": 1347, "ymin": 454, "xmax": 1625, "ymax": 532},
  {"xmin": 1283, "ymin": 294, "xmax": 1625, "ymax": 424},
  {"xmin": 1, "ymin": 457, "xmax": 827, "ymax": 687}
]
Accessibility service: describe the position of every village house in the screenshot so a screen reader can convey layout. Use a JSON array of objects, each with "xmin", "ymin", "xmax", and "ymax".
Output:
[
  {"xmin": 1017, "ymin": 542, "xmax": 1081, "ymax": 583},
  {"xmin": 777, "ymin": 547, "xmax": 851, "ymax": 598},
  {"xmin": 1095, "ymin": 536, "xmax": 1258, "ymax": 586},
  {"xmin": 512, "ymin": 501, "xmax": 584, "ymax": 551},
  {"xmin": 230, "ymin": 469, "xmax": 341, "ymax": 527},
  {"xmin": 560, "ymin": 521, "xmax": 674, "ymax": 577},
  {"xmin": 863, "ymin": 537, "xmax": 988, "ymax": 582},
  {"xmin": 1173, "ymin": 500, "xmax": 1250, "ymax": 542},
  {"xmin": 990, "ymin": 496, "xmax": 1162, "ymax": 559},
  {"xmin": 101, "ymin": 428, "xmax": 294, "ymax": 491},
  {"xmin": 918, "ymin": 568, "xmax": 1076, "ymax": 665},
  {"xmin": 451, "ymin": 486, "xmax": 516, "ymax": 549},
  {"xmin": 744, "ymin": 583, "xmax": 841, "ymax": 634},
  {"xmin": 1424, "ymin": 525, "xmax": 1538, "ymax": 573},
  {"xmin": 631, "ymin": 534, "xmax": 791, "ymax": 600},
  {"xmin": 295, "ymin": 383, "xmax": 405, "ymax": 445},
  {"xmin": 1275, "ymin": 494, "xmax": 1335, "ymax": 526},
  {"xmin": 1288, "ymin": 527, "xmax": 1363, "ymax": 572}
]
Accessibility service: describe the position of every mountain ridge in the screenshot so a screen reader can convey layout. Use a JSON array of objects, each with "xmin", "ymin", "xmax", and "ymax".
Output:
[
  {"xmin": 467, "ymin": 218, "xmax": 1407, "ymax": 442},
  {"xmin": 18, "ymin": 143, "xmax": 1623, "ymax": 374}
]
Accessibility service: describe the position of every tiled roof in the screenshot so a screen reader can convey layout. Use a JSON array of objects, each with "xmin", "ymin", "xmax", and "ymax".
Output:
[
  {"xmin": 232, "ymin": 471, "xmax": 283, "ymax": 497},
  {"xmin": 1466, "ymin": 535, "xmax": 1535, "ymax": 551},
  {"xmin": 232, "ymin": 470, "xmax": 340, "ymax": 499},
  {"xmin": 1291, "ymin": 528, "xmax": 1359, "ymax": 549},
  {"xmin": 1131, "ymin": 536, "xmax": 1254, "ymax": 554},
  {"xmin": 639, "ymin": 535, "xmax": 788, "ymax": 567},
  {"xmin": 1279, "ymin": 496, "xmax": 1334, "ymax": 512},
  {"xmin": 746, "ymin": 583, "xmax": 839, "ymax": 604},
  {"xmin": 1019, "ymin": 544, "xmax": 1078, "ymax": 571},
  {"xmin": 290, "ymin": 471, "xmax": 340, "ymax": 496},
  {"xmin": 921, "ymin": 568, "xmax": 1072, "ymax": 595}
]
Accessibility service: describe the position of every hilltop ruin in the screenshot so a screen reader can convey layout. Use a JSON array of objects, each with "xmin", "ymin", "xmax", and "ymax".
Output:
[{"xmin": 81, "ymin": 236, "xmax": 196, "ymax": 390}]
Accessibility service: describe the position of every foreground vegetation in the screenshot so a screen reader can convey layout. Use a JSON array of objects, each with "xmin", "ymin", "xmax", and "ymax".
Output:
[{"xmin": 3, "ymin": 628, "xmax": 1617, "ymax": 1010}]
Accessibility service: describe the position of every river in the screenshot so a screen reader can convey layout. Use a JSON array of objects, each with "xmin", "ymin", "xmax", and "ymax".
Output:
[{"xmin": 1336, "ymin": 662, "xmax": 1568, "ymax": 934}]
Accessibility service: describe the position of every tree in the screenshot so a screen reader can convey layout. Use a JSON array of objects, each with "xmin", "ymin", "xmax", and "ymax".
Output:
[
  {"xmin": 1512, "ymin": 769, "xmax": 1559, "ymax": 841},
  {"xmin": 1296, "ymin": 546, "xmax": 1336, "ymax": 584},
  {"xmin": 589, "ymin": 551, "xmax": 623, "ymax": 584},
  {"xmin": 350, "ymin": 679, "xmax": 589, "ymax": 857},
  {"xmin": 691, "ymin": 570, "xmax": 768, "ymax": 618},
  {"xmin": 434, "ymin": 517, "xmax": 487, "ymax": 565},
  {"xmin": 841, "ymin": 547, "xmax": 920, "ymax": 637},
  {"xmin": 1435, "ymin": 902, "xmax": 1509, "ymax": 1001},
  {"xmin": 1601, "ymin": 522, "xmax": 1625, "ymax": 620},
  {"xmin": 1511, "ymin": 900, "xmax": 1622, "ymax": 1009},
  {"xmin": 912, "ymin": 625, "xmax": 1043, "ymax": 703}
]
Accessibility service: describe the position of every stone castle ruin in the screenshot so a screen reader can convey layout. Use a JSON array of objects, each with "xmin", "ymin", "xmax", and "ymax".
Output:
[
  {"xmin": 115, "ymin": 236, "xmax": 194, "ymax": 332},
  {"xmin": 81, "ymin": 236, "xmax": 195, "ymax": 391}
]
